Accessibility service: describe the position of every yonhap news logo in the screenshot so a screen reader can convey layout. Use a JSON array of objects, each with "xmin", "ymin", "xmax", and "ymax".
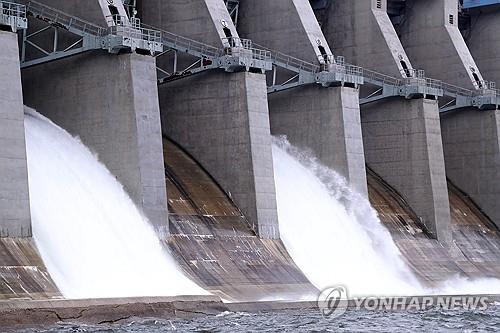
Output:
[
  {"xmin": 317, "ymin": 286, "xmax": 490, "ymax": 318},
  {"xmin": 317, "ymin": 286, "xmax": 349, "ymax": 318}
]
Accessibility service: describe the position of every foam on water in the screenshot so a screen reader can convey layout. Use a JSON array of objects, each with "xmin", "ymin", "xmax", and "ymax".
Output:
[
  {"xmin": 24, "ymin": 109, "xmax": 207, "ymax": 299},
  {"xmin": 272, "ymin": 136, "xmax": 500, "ymax": 297}
]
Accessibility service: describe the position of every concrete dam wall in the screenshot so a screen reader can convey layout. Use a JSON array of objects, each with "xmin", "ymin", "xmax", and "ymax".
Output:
[{"xmin": 0, "ymin": 0, "xmax": 499, "ymax": 301}]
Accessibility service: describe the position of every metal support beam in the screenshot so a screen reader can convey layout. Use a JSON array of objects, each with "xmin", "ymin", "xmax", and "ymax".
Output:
[
  {"xmin": 224, "ymin": 0, "xmax": 239, "ymax": 27},
  {"xmin": 153, "ymin": 32, "xmax": 273, "ymax": 84},
  {"xmin": 13, "ymin": 1, "xmax": 496, "ymax": 114},
  {"xmin": 18, "ymin": 0, "xmax": 162, "ymax": 68}
]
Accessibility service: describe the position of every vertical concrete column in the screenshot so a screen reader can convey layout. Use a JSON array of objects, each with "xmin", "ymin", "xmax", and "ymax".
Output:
[
  {"xmin": 441, "ymin": 110, "xmax": 500, "ymax": 227},
  {"xmin": 399, "ymin": 0, "xmax": 484, "ymax": 89},
  {"xmin": 237, "ymin": 0, "xmax": 368, "ymax": 195},
  {"xmin": 362, "ymin": 98, "xmax": 452, "ymax": 242},
  {"xmin": 325, "ymin": 0, "xmax": 452, "ymax": 242},
  {"xmin": 140, "ymin": 0, "xmax": 238, "ymax": 47},
  {"xmin": 141, "ymin": 0, "xmax": 280, "ymax": 239},
  {"xmin": 0, "ymin": 32, "xmax": 32, "ymax": 237},
  {"xmin": 466, "ymin": 6, "xmax": 500, "ymax": 84},
  {"xmin": 454, "ymin": 7, "xmax": 500, "ymax": 227},
  {"xmin": 398, "ymin": 0, "xmax": 500, "ymax": 227},
  {"xmin": 327, "ymin": 0, "xmax": 413, "ymax": 77},
  {"xmin": 268, "ymin": 86, "xmax": 367, "ymax": 195},
  {"xmin": 238, "ymin": 0, "xmax": 333, "ymax": 63},
  {"xmin": 22, "ymin": 52, "xmax": 169, "ymax": 236}
]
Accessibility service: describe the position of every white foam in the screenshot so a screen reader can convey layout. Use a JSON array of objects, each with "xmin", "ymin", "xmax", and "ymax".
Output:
[
  {"xmin": 24, "ymin": 109, "xmax": 207, "ymax": 299},
  {"xmin": 272, "ymin": 137, "xmax": 500, "ymax": 297}
]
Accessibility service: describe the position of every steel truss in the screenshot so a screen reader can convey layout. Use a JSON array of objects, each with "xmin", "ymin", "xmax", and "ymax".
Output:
[
  {"xmin": 153, "ymin": 33, "xmax": 273, "ymax": 84},
  {"xmin": 9, "ymin": 0, "xmax": 498, "ymax": 113},
  {"xmin": 224, "ymin": 0, "xmax": 239, "ymax": 28},
  {"xmin": 17, "ymin": 0, "xmax": 161, "ymax": 69}
]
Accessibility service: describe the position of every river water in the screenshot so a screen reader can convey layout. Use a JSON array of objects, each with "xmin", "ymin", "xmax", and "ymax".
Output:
[{"xmin": 10, "ymin": 304, "xmax": 500, "ymax": 332}]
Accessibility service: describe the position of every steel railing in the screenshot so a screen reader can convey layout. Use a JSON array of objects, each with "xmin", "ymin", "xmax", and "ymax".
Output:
[
  {"xmin": 141, "ymin": 22, "xmax": 223, "ymax": 59},
  {"xmin": 441, "ymin": 82, "xmax": 474, "ymax": 98},
  {"xmin": 22, "ymin": 0, "xmax": 106, "ymax": 36},
  {"xmin": 253, "ymin": 42, "xmax": 320, "ymax": 73},
  {"xmin": 362, "ymin": 68, "xmax": 401, "ymax": 86},
  {"xmin": 221, "ymin": 37, "xmax": 272, "ymax": 62},
  {"xmin": 1, "ymin": 1, "xmax": 25, "ymax": 18},
  {"xmin": 106, "ymin": 15, "xmax": 161, "ymax": 43},
  {"xmin": 0, "ymin": 0, "xmax": 26, "ymax": 30}
]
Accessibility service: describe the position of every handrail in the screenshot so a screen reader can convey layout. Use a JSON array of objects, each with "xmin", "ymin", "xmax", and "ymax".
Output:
[
  {"xmin": 106, "ymin": 15, "xmax": 161, "ymax": 43},
  {"xmin": 1, "ymin": 0, "xmax": 26, "ymax": 18},
  {"xmin": 0, "ymin": 0, "xmax": 27, "ymax": 31},
  {"xmin": 441, "ymin": 82, "xmax": 474, "ymax": 97},
  {"xmin": 222, "ymin": 37, "xmax": 272, "ymax": 62},
  {"xmin": 142, "ymin": 22, "xmax": 223, "ymax": 59},
  {"xmin": 362, "ymin": 68, "xmax": 401, "ymax": 86},
  {"xmin": 253, "ymin": 42, "xmax": 320, "ymax": 73},
  {"xmin": 22, "ymin": 0, "xmax": 106, "ymax": 36}
]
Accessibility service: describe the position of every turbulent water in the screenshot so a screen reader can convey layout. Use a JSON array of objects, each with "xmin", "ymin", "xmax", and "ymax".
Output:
[
  {"xmin": 272, "ymin": 137, "xmax": 500, "ymax": 297},
  {"xmin": 10, "ymin": 305, "xmax": 500, "ymax": 333},
  {"xmin": 20, "ymin": 107, "xmax": 500, "ymax": 300},
  {"xmin": 24, "ymin": 109, "xmax": 207, "ymax": 299},
  {"xmin": 272, "ymin": 137, "xmax": 423, "ymax": 297}
]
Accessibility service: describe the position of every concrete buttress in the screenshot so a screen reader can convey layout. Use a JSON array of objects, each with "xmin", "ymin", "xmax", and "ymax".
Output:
[
  {"xmin": 399, "ymin": 0, "xmax": 500, "ymax": 228},
  {"xmin": 0, "ymin": 31, "xmax": 32, "ymax": 237},
  {"xmin": 326, "ymin": 0, "xmax": 452, "ymax": 243},
  {"xmin": 140, "ymin": 0, "xmax": 280, "ymax": 239},
  {"xmin": 237, "ymin": 0, "xmax": 368, "ymax": 196}
]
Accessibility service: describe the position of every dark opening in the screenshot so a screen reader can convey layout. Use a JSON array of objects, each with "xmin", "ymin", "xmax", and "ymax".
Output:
[
  {"xmin": 318, "ymin": 45, "xmax": 328, "ymax": 63},
  {"xmin": 400, "ymin": 60, "xmax": 411, "ymax": 77},
  {"xmin": 223, "ymin": 27, "xmax": 233, "ymax": 38},
  {"xmin": 108, "ymin": 5, "xmax": 120, "ymax": 24},
  {"xmin": 473, "ymin": 73, "xmax": 483, "ymax": 89}
]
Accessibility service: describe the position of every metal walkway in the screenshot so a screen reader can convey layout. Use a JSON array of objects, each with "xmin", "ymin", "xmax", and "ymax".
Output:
[
  {"xmin": 259, "ymin": 42, "xmax": 443, "ymax": 104},
  {"xmin": 17, "ymin": 0, "xmax": 162, "ymax": 68},
  {"xmin": 440, "ymin": 81, "xmax": 500, "ymax": 113},
  {"xmin": 9, "ymin": 0, "xmax": 499, "ymax": 112},
  {"xmin": 150, "ymin": 30, "xmax": 273, "ymax": 84}
]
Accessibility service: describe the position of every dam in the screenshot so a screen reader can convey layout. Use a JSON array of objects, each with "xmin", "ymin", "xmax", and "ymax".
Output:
[{"xmin": 0, "ymin": 0, "xmax": 499, "ymax": 329}]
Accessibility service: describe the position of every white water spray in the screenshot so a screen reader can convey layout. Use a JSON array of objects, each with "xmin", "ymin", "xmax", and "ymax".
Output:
[
  {"xmin": 272, "ymin": 137, "xmax": 500, "ymax": 297},
  {"xmin": 272, "ymin": 137, "xmax": 423, "ymax": 297},
  {"xmin": 24, "ymin": 109, "xmax": 207, "ymax": 299}
]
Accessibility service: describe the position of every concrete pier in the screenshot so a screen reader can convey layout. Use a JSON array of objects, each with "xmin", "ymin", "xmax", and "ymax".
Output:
[
  {"xmin": 0, "ymin": 31, "xmax": 31, "ymax": 237},
  {"xmin": 326, "ymin": 0, "xmax": 414, "ymax": 77},
  {"xmin": 398, "ymin": 0, "xmax": 500, "ymax": 227},
  {"xmin": 140, "ymin": 0, "xmax": 280, "ymax": 239},
  {"xmin": 237, "ymin": 0, "xmax": 368, "ymax": 196},
  {"xmin": 460, "ymin": 4, "xmax": 500, "ymax": 226},
  {"xmin": 362, "ymin": 98, "xmax": 451, "ymax": 242},
  {"xmin": 326, "ymin": 0, "xmax": 452, "ymax": 242},
  {"xmin": 465, "ymin": 5, "xmax": 500, "ymax": 84},
  {"xmin": 399, "ymin": 0, "xmax": 485, "ymax": 89},
  {"xmin": 20, "ymin": 2, "xmax": 169, "ymax": 235}
]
